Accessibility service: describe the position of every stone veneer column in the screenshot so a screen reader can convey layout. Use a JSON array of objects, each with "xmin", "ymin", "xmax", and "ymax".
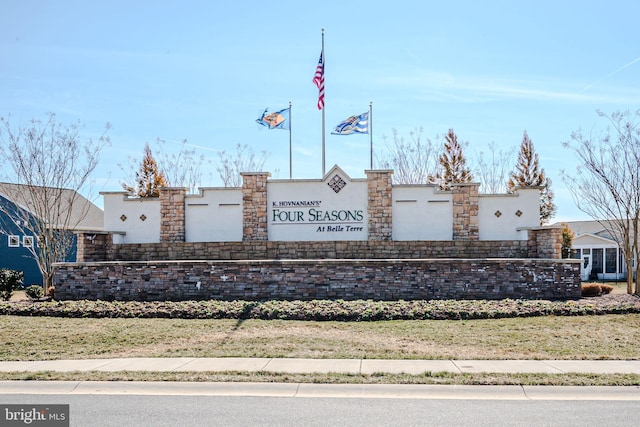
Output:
[
  {"xmin": 241, "ymin": 172, "xmax": 270, "ymax": 241},
  {"xmin": 365, "ymin": 169, "xmax": 393, "ymax": 241},
  {"xmin": 530, "ymin": 226, "xmax": 563, "ymax": 259},
  {"xmin": 160, "ymin": 187, "xmax": 187, "ymax": 242},
  {"xmin": 75, "ymin": 232, "xmax": 113, "ymax": 262},
  {"xmin": 452, "ymin": 183, "xmax": 479, "ymax": 240}
]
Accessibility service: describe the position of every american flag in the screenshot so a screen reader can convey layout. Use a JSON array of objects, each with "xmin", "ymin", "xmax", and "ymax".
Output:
[{"xmin": 313, "ymin": 51, "xmax": 324, "ymax": 110}]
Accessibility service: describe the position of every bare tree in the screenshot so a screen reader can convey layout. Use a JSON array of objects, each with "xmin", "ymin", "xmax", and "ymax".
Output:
[
  {"xmin": 122, "ymin": 142, "xmax": 168, "ymax": 197},
  {"xmin": 155, "ymin": 138, "xmax": 208, "ymax": 193},
  {"xmin": 474, "ymin": 141, "xmax": 515, "ymax": 193},
  {"xmin": 377, "ymin": 127, "xmax": 439, "ymax": 184},
  {"xmin": 562, "ymin": 110, "xmax": 640, "ymax": 294},
  {"xmin": 215, "ymin": 143, "xmax": 270, "ymax": 187},
  {"xmin": 508, "ymin": 131, "xmax": 556, "ymax": 224},
  {"xmin": 119, "ymin": 138, "xmax": 210, "ymax": 194},
  {"xmin": 428, "ymin": 129, "xmax": 473, "ymax": 190},
  {"xmin": 0, "ymin": 113, "xmax": 109, "ymax": 292}
]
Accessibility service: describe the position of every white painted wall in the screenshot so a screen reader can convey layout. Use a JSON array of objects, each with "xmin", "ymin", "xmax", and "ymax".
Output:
[
  {"xmin": 392, "ymin": 185, "xmax": 453, "ymax": 240},
  {"xmin": 101, "ymin": 192, "xmax": 161, "ymax": 243},
  {"xmin": 185, "ymin": 188, "xmax": 242, "ymax": 242},
  {"xmin": 101, "ymin": 170, "xmax": 543, "ymax": 243},
  {"xmin": 267, "ymin": 167, "xmax": 368, "ymax": 241},
  {"xmin": 478, "ymin": 188, "xmax": 540, "ymax": 240}
]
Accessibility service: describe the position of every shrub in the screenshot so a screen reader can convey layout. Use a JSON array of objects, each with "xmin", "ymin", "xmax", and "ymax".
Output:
[
  {"xmin": 0, "ymin": 298, "xmax": 638, "ymax": 320},
  {"xmin": 0, "ymin": 269, "xmax": 24, "ymax": 301},
  {"xmin": 581, "ymin": 283, "xmax": 614, "ymax": 297},
  {"xmin": 25, "ymin": 285, "xmax": 44, "ymax": 300},
  {"xmin": 600, "ymin": 284, "xmax": 614, "ymax": 294}
]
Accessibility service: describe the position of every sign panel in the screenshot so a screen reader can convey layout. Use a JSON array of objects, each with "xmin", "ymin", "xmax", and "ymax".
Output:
[{"xmin": 267, "ymin": 172, "xmax": 368, "ymax": 241}]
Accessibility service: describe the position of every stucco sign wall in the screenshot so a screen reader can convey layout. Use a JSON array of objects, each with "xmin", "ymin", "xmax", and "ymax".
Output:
[
  {"xmin": 267, "ymin": 167, "xmax": 368, "ymax": 241},
  {"xmin": 100, "ymin": 165, "xmax": 543, "ymax": 244}
]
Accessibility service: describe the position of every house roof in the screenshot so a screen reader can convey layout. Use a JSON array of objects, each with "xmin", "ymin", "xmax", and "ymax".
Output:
[
  {"xmin": 0, "ymin": 182, "xmax": 103, "ymax": 231},
  {"xmin": 572, "ymin": 232, "xmax": 618, "ymax": 246},
  {"xmin": 554, "ymin": 219, "xmax": 629, "ymax": 244}
]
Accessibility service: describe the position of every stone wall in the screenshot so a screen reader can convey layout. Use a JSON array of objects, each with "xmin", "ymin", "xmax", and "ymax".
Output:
[
  {"xmin": 64, "ymin": 172, "xmax": 572, "ymax": 302},
  {"xmin": 54, "ymin": 258, "xmax": 582, "ymax": 301},
  {"xmin": 62, "ymin": 223, "xmax": 575, "ymax": 302},
  {"xmin": 77, "ymin": 239, "xmax": 534, "ymax": 262}
]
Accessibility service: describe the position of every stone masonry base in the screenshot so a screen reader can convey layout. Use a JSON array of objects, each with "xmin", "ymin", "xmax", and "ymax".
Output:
[{"xmin": 54, "ymin": 258, "xmax": 582, "ymax": 301}]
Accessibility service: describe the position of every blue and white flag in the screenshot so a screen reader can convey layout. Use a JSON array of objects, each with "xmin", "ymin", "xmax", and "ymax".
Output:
[
  {"xmin": 256, "ymin": 107, "xmax": 290, "ymax": 130},
  {"xmin": 331, "ymin": 112, "xmax": 369, "ymax": 135}
]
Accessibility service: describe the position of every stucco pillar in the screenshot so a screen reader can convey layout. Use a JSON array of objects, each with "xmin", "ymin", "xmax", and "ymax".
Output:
[
  {"xmin": 160, "ymin": 187, "xmax": 187, "ymax": 242},
  {"xmin": 365, "ymin": 169, "xmax": 393, "ymax": 241},
  {"xmin": 241, "ymin": 172, "xmax": 270, "ymax": 241},
  {"xmin": 452, "ymin": 183, "xmax": 479, "ymax": 240}
]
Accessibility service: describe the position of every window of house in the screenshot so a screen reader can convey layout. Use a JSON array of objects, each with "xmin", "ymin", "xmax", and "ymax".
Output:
[
  {"xmin": 605, "ymin": 248, "xmax": 617, "ymax": 273},
  {"xmin": 8, "ymin": 235, "xmax": 20, "ymax": 247},
  {"xmin": 22, "ymin": 236, "xmax": 34, "ymax": 248},
  {"xmin": 591, "ymin": 248, "xmax": 603, "ymax": 275},
  {"xmin": 570, "ymin": 249, "xmax": 581, "ymax": 259}
]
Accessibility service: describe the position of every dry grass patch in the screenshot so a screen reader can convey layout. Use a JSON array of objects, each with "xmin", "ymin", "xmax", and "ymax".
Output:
[
  {"xmin": 0, "ymin": 371, "xmax": 638, "ymax": 386},
  {"xmin": 2, "ymin": 314, "xmax": 639, "ymax": 361}
]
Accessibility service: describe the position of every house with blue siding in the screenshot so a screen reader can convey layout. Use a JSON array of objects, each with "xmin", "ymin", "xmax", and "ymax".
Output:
[{"xmin": 0, "ymin": 183, "xmax": 103, "ymax": 286}]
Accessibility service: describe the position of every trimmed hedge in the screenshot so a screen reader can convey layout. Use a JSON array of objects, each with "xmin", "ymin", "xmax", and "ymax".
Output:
[{"xmin": 1, "ymin": 297, "xmax": 639, "ymax": 321}]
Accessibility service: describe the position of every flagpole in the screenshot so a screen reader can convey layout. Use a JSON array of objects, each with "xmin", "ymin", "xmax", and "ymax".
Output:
[
  {"xmin": 321, "ymin": 28, "xmax": 326, "ymax": 176},
  {"xmin": 369, "ymin": 101, "xmax": 373, "ymax": 169},
  {"xmin": 289, "ymin": 101, "xmax": 292, "ymax": 179}
]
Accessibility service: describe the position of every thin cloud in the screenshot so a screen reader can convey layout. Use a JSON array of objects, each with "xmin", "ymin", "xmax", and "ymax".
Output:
[
  {"xmin": 164, "ymin": 139, "xmax": 220, "ymax": 153},
  {"xmin": 376, "ymin": 72, "xmax": 640, "ymax": 104},
  {"xmin": 582, "ymin": 56, "xmax": 640, "ymax": 91},
  {"xmin": 293, "ymin": 145, "xmax": 315, "ymax": 157}
]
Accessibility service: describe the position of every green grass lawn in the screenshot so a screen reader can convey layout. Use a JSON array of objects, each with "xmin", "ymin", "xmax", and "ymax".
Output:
[
  {"xmin": 2, "ymin": 314, "xmax": 639, "ymax": 361},
  {"xmin": 3, "ymin": 283, "xmax": 638, "ymax": 385}
]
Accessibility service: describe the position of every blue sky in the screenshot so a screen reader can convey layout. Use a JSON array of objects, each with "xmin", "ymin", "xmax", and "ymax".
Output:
[{"xmin": 2, "ymin": 0, "xmax": 639, "ymax": 222}]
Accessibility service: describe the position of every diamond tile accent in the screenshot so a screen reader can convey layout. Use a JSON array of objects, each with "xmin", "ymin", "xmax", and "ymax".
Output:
[
  {"xmin": 120, "ymin": 214, "xmax": 127, "ymax": 222},
  {"xmin": 140, "ymin": 214, "xmax": 147, "ymax": 221},
  {"xmin": 494, "ymin": 210, "xmax": 502, "ymax": 218},
  {"xmin": 515, "ymin": 210, "xmax": 523, "ymax": 217},
  {"xmin": 328, "ymin": 174, "xmax": 347, "ymax": 193}
]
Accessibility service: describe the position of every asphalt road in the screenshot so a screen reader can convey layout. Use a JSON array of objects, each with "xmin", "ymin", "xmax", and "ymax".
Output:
[
  {"xmin": 2, "ymin": 383, "xmax": 640, "ymax": 426},
  {"xmin": 2, "ymin": 393, "xmax": 639, "ymax": 426}
]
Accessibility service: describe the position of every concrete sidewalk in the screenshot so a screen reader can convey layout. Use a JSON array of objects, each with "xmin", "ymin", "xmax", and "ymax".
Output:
[{"xmin": 1, "ymin": 358, "xmax": 640, "ymax": 375}]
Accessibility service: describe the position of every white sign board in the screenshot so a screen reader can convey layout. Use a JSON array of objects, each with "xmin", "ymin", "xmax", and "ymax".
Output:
[{"xmin": 267, "ymin": 168, "xmax": 368, "ymax": 241}]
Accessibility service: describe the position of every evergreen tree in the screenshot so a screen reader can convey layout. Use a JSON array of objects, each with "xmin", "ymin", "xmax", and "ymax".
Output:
[
  {"xmin": 508, "ymin": 131, "xmax": 556, "ymax": 224},
  {"xmin": 561, "ymin": 223, "xmax": 575, "ymax": 258},
  {"xmin": 122, "ymin": 143, "xmax": 168, "ymax": 197},
  {"xmin": 429, "ymin": 128, "xmax": 473, "ymax": 189}
]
